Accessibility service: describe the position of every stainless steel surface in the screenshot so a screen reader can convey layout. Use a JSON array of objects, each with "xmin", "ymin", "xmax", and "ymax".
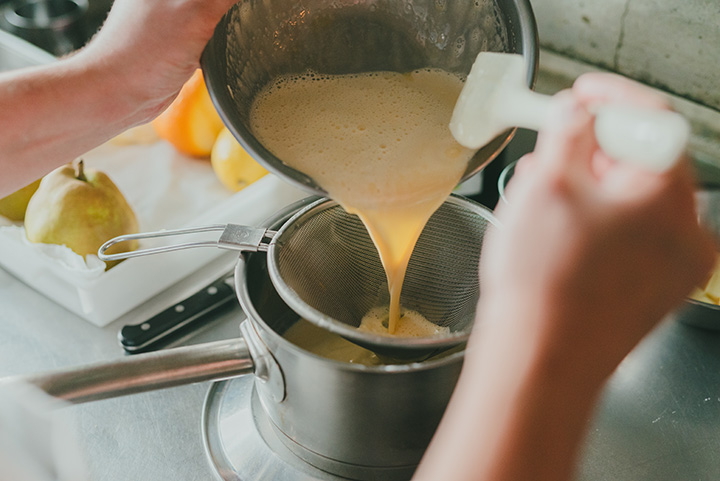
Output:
[
  {"xmin": 238, "ymin": 319, "xmax": 285, "ymax": 404},
  {"xmin": 577, "ymin": 316, "xmax": 720, "ymax": 480},
  {"xmin": 5, "ymin": 265, "xmax": 720, "ymax": 480},
  {"xmin": 14, "ymin": 338, "xmax": 254, "ymax": 403},
  {"xmin": 0, "ymin": 265, "xmax": 245, "ymax": 480},
  {"xmin": 201, "ymin": 0, "xmax": 538, "ymax": 196}
]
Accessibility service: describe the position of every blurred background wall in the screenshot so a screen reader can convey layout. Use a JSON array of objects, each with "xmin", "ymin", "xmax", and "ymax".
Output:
[{"xmin": 532, "ymin": 0, "xmax": 719, "ymax": 111}]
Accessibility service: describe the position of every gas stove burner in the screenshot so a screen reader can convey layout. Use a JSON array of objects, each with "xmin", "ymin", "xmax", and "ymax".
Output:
[{"xmin": 202, "ymin": 376, "xmax": 341, "ymax": 481}]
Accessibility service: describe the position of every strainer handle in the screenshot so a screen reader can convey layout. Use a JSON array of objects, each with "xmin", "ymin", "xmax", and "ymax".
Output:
[{"xmin": 98, "ymin": 224, "xmax": 277, "ymax": 262}]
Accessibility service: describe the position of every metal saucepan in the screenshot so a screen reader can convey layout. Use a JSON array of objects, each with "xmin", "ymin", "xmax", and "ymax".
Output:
[{"xmin": 4, "ymin": 198, "xmax": 465, "ymax": 480}]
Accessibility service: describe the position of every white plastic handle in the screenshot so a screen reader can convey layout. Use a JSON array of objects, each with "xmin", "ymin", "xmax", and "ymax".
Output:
[
  {"xmin": 594, "ymin": 104, "xmax": 690, "ymax": 172},
  {"xmin": 451, "ymin": 52, "xmax": 691, "ymax": 173},
  {"xmin": 499, "ymin": 91, "xmax": 690, "ymax": 172}
]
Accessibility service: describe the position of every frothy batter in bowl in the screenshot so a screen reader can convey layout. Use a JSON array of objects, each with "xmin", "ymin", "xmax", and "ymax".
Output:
[{"xmin": 250, "ymin": 69, "xmax": 475, "ymax": 335}]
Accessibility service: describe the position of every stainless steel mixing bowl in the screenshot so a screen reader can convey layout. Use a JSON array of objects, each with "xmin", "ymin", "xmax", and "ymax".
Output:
[{"xmin": 201, "ymin": 0, "xmax": 538, "ymax": 196}]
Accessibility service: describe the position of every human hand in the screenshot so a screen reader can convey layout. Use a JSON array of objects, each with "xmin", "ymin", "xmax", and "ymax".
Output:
[
  {"xmin": 76, "ymin": 0, "xmax": 238, "ymax": 124},
  {"xmin": 478, "ymin": 73, "xmax": 714, "ymax": 381}
]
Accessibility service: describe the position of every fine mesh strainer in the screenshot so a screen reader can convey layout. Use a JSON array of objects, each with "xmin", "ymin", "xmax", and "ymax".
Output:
[{"xmin": 99, "ymin": 195, "xmax": 497, "ymax": 358}]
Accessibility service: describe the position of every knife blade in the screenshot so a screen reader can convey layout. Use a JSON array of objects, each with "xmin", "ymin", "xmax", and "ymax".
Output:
[{"xmin": 119, "ymin": 273, "xmax": 237, "ymax": 354}]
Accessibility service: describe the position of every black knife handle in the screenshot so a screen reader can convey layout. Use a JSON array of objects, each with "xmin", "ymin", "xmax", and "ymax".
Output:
[{"xmin": 119, "ymin": 276, "xmax": 236, "ymax": 354}]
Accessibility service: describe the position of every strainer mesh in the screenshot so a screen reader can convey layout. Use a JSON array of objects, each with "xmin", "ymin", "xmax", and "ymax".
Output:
[{"xmin": 274, "ymin": 197, "xmax": 492, "ymax": 337}]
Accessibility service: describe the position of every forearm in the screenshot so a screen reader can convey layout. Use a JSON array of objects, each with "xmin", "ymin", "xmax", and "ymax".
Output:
[
  {"xmin": 0, "ymin": 52, "xmax": 148, "ymax": 197},
  {"xmin": 415, "ymin": 73, "xmax": 714, "ymax": 481},
  {"xmin": 0, "ymin": 0, "xmax": 241, "ymax": 197},
  {"xmin": 414, "ymin": 300, "xmax": 606, "ymax": 481}
]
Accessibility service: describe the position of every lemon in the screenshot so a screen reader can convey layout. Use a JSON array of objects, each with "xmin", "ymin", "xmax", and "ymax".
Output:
[{"xmin": 211, "ymin": 127, "xmax": 268, "ymax": 192}]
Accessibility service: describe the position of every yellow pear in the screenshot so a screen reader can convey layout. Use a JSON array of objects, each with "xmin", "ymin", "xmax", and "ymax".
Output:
[
  {"xmin": 0, "ymin": 178, "xmax": 41, "ymax": 221},
  {"xmin": 24, "ymin": 160, "xmax": 139, "ymax": 269}
]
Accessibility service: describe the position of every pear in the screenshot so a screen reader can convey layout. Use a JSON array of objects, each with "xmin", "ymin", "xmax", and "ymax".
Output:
[
  {"xmin": 24, "ymin": 160, "xmax": 139, "ymax": 269},
  {"xmin": 0, "ymin": 178, "xmax": 42, "ymax": 221}
]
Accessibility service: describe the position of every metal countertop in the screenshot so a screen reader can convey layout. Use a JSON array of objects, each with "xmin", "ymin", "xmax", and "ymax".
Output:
[
  {"xmin": 3, "ymin": 259, "xmax": 720, "ymax": 480},
  {"xmin": 579, "ymin": 315, "xmax": 720, "ymax": 480},
  {"xmin": 0, "ymin": 259, "xmax": 242, "ymax": 480}
]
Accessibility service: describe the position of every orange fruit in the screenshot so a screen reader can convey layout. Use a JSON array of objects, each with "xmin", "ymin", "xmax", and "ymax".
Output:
[
  {"xmin": 211, "ymin": 127, "xmax": 268, "ymax": 192},
  {"xmin": 152, "ymin": 70, "xmax": 225, "ymax": 157}
]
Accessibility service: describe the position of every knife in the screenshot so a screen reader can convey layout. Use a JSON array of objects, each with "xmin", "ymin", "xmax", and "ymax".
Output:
[{"xmin": 119, "ymin": 273, "xmax": 237, "ymax": 354}]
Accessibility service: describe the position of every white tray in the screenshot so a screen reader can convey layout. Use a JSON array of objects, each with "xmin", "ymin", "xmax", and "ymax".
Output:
[{"xmin": 0, "ymin": 139, "xmax": 306, "ymax": 326}]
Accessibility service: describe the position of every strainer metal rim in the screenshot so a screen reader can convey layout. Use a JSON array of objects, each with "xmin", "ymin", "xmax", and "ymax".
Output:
[{"xmin": 266, "ymin": 195, "xmax": 500, "ymax": 350}]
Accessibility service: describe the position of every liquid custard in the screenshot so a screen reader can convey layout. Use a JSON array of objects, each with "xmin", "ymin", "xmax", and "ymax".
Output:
[
  {"xmin": 250, "ymin": 70, "xmax": 475, "ymax": 335},
  {"xmin": 284, "ymin": 318, "xmax": 457, "ymax": 366},
  {"xmin": 284, "ymin": 319, "xmax": 384, "ymax": 366}
]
